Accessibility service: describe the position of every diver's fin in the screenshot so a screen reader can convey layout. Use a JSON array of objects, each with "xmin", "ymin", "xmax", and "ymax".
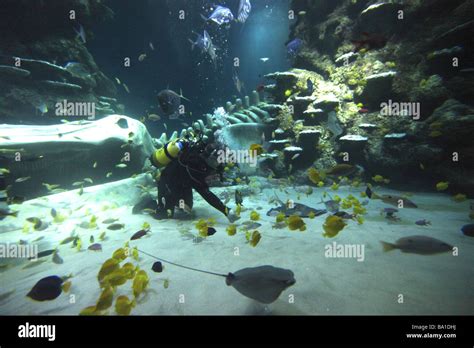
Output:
[
  {"xmin": 188, "ymin": 39, "xmax": 195, "ymax": 50},
  {"xmin": 380, "ymin": 241, "xmax": 397, "ymax": 252}
]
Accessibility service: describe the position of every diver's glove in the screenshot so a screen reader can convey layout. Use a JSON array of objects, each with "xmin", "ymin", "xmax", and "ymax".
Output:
[{"xmin": 226, "ymin": 208, "xmax": 240, "ymax": 223}]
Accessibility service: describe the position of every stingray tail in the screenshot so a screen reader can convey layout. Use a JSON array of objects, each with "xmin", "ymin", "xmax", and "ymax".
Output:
[{"xmin": 136, "ymin": 248, "xmax": 227, "ymax": 277}]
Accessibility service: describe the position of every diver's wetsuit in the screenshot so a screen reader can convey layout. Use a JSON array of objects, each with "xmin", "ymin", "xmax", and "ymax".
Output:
[{"xmin": 154, "ymin": 142, "xmax": 228, "ymax": 218}]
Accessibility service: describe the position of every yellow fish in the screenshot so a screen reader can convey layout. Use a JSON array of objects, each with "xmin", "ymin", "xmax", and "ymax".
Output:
[
  {"xmin": 103, "ymin": 269, "xmax": 128, "ymax": 287},
  {"xmin": 323, "ymin": 215, "xmax": 347, "ymax": 238},
  {"xmin": 286, "ymin": 215, "xmax": 306, "ymax": 231},
  {"xmin": 372, "ymin": 175, "xmax": 389, "ymax": 183},
  {"xmin": 112, "ymin": 248, "xmax": 128, "ymax": 261},
  {"xmin": 275, "ymin": 212, "xmax": 285, "ymax": 223},
  {"xmin": 96, "ymin": 287, "xmax": 114, "ymax": 311},
  {"xmin": 452, "ymin": 193, "xmax": 466, "ymax": 202},
  {"xmin": 115, "ymin": 295, "xmax": 136, "ymax": 315},
  {"xmin": 249, "ymin": 144, "xmax": 264, "ymax": 156},
  {"xmin": 132, "ymin": 270, "xmax": 149, "ymax": 298},
  {"xmin": 429, "ymin": 130, "xmax": 442, "ymax": 137},
  {"xmin": 307, "ymin": 168, "xmax": 321, "ymax": 184},
  {"xmin": 250, "ymin": 211, "xmax": 260, "ymax": 221},
  {"xmin": 121, "ymin": 262, "xmax": 137, "ymax": 279},
  {"xmin": 79, "ymin": 305, "xmax": 100, "ymax": 316},
  {"xmin": 436, "ymin": 181, "xmax": 449, "ymax": 191},
  {"xmin": 249, "ymin": 231, "xmax": 261, "ymax": 247},
  {"xmin": 98, "ymin": 258, "xmax": 120, "ymax": 282},
  {"xmin": 226, "ymin": 224, "xmax": 237, "ymax": 236}
]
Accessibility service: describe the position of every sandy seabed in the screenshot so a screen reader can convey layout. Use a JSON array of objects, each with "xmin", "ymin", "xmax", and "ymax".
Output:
[{"xmin": 1, "ymin": 175, "xmax": 473, "ymax": 315}]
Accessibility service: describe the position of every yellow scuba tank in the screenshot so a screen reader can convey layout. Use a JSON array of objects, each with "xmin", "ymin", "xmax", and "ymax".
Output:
[{"xmin": 151, "ymin": 139, "xmax": 184, "ymax": 168}]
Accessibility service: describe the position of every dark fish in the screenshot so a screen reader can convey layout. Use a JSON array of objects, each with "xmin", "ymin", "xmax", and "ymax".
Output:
[
  {"xmin": 207, "ymin": 227, "xmax": 217, "ymax": 236},
  {"xmin": 107, "ymin": 223, "xmax": 125, "ymax": 230},
  {"xmin": 415, "ymin": 219, "xmax": 431, "ymax": 226},
  {"xmin": 461, "ymin": 224, "xmax": 474, "ymax": 237},
  {"xmin": 88, "ymin": 243, "xmax": 102, "ymax": 251},
  {"xmin": 89, "ymin": 235, "xmax": 94, "ymax": 243},
  {"xmin": 0, "ymin": 202, "xmax": 18, "ymax": 219},
  {"xmin": 366, "ymin": 186, "xmax": 417, "ymax": 208},
  {"xmin": 333, "ymin": 211, "xmax": 355, "ymax": 220},
  {"xmin": 383, "ymin": 207, "xmax": 398, "ymax": 216},
  {"xmin": 60, "ymin": 236, "xmax": 76, "ymax": 245},
  {"xmin": 325, "ymin": 164, "xmax": 356, "ymax": 176},
  {"xmin": 358, "ymin": 108, "xmax": 369, "ymax": 114},
  {"xmin": 242, "ymin": 221, "xmax": 262, "ymax": 230},
  {"xmin": 237, "ymin": 0, "xmax": 252, "ymax": 23},
  {"xmin": 235, "ymin": 190, "xmax": 243, "ymax": 206},
  {"xmin": 366, "ymin": 186, "xmax": 375, "ymax": 199},
  {"xmin": 151, "ymin": 261, "xmax": 163, "ymax": 273},
  {"xmin": 28, "ymin": 249, "xmax": 55, "ymax": 260},
  {"xmin": 256, "ymin": 84, "xmax": 265, "ymax": 92},
  {"xmin": 157, "ymin": 89, "xmax": 189, "ymax": 119},
  {"xmin": 27, "ymin": 276, "xmax": 64, "ymax": 301},
  {"xmin": 203, "ymin": 5, "xmax": 234, "ymax": 25},
  {"xmin": 381, "ymin": 236, "xmax": 453, "ymax": 255},
  {"xmin": 286, "ymin": 38, "xmax": 303, "ymax": 56},
  {"xmin": 116, "ymin": 118, "xmax": 129, "ymax": 129},
  {"xmin": 130, "ymin": 229, "xmax": 148, "ymax": 240},
  {"xmin": 225, "ymin": 265, "xmax": 296, "ymax": 304},
  {"xmin": 306, "ymin": 78, "xmax": 314, "ymax": 95},
  {"xmin": 267, "ymin": 203, "xmax": 326, "ymax": 218},
  {"xmin": 52, "ymin": 252, "xmax": 63, "ymax": 264},
  {"xmin": 50, "ymin": 208, "xmax": 57, "ymax": 218}
]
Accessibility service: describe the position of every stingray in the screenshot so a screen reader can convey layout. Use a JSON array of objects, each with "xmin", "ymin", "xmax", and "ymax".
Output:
[
  {"xmin": 267, "ymin": 203, "xmax": 327, "ymax": 218},
  {"xmin": 226, "ymin": 266, "xmax": 295, "ymax": 304},
  {"xmin": 138, "ymin": 249, "xmax": 296, "ymax": 304}
]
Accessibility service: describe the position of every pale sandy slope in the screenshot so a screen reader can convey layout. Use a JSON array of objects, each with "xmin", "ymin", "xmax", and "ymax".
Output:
[{"xmin": 0, "ymin": 175, "xmax": 473, "ymax": 315}]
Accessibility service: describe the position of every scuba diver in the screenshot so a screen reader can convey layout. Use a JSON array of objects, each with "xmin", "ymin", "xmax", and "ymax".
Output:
[{"xmin": 137, "ymin": 132, "xmax": 239, "ymax": 223}]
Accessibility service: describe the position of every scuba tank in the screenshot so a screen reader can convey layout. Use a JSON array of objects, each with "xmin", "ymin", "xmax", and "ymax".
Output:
[{"xmin": 151, "ymin": 139, "xmax": 185, "ymax": 168}]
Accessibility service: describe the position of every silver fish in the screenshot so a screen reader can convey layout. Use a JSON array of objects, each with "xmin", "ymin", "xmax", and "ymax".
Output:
[{"xmin": 381, "ymin": 236, "xmax": 453, "ymax": 255}]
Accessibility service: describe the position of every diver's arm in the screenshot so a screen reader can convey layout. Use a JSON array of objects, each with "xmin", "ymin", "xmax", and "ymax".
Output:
[{"xmin": 193, "ymin": 185, "xmax": 229, "ymax": 216}]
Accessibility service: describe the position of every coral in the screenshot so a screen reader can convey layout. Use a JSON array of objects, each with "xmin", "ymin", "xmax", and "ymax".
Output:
[{"xmin": 276, "ymin": 105, "xmax": 294, "ymax": 132}]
